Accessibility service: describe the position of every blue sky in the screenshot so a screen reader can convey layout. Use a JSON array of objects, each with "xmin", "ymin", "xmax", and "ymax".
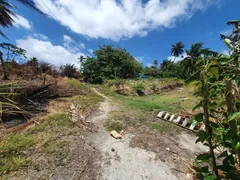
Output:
[{"xmin": 1, "ymin": 0, "xmax": 238, "ymax": 67}]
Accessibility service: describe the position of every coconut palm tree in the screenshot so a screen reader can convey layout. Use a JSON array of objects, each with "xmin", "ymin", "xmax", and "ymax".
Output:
[
  {"xmin": 170, "ymin": 41, "xmax": 185, "ymax": 60},
  {"xmin": 160, "ymin": 59, "xmax": 169, "ymax": 71},
  {"xmin": 181, "ymin": 42, "xmax": 204, "ymax": 76},
  {"xmin": 152, "ymin": 59, "xmax": 158, "ymax": 68},
  {"xmin": 0, "ymin": 0, "xmax": 17, "ymax": 39},
  {"xmin": 0, "ymin": 0, "xmax": 44, "ymax": 39},
  {"xmin": 78, "ymin": 55, "xmax": 85, "ymax": 73},
  {"xmin": 62, "ymin": 64, "xmax": 77, "ymax": 78}
]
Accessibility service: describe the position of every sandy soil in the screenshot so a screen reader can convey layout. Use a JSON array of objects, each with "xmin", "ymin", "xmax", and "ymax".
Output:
[{"xmin": 86, "ymin": 89, "xmax": 208, "ymax": 180}]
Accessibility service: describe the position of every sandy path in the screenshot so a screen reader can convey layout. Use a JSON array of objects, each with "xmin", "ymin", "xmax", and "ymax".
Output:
[{"xmin": 88, "ymin": 89, "xmax": 181, "ymax": 180}]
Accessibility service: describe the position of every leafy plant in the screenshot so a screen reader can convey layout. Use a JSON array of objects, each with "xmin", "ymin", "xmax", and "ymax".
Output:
[
  {"xmin": 193, "ymin": 20, "xmax": 240, "ymax": 179},
  {"xmin": 150, "ymin": 83, "xmax": 158, "ymax": 93},
  {"xmin": 82, "ymin": 45, "xmax": 141, "ymax": 83},
  {"xmin": 133, "ymin": 83, "xmax": 145, "ymax": 96}
]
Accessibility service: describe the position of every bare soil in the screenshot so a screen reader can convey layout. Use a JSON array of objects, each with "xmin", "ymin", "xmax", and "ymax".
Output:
[{"xmin": 86, "ymin": 89, "xmax": 208, "ymax": 180}]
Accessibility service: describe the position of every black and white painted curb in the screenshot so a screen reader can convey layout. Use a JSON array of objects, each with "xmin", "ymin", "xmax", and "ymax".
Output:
[{"xmin": 157, "ymin": 111, "xmax": 205, "ymax": 132}]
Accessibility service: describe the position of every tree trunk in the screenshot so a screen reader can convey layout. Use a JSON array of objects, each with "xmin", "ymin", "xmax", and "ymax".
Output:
[
  {"xmin": 202, "ymin": 69, "xmax": 219, "ymax": 178},
  {"xmin": 43, "ymin": 73, "xmax": 46, "ymax": 86},
  {"xmin": 0, "ymin": 51, "xmax": 8, "ymax": 80}
]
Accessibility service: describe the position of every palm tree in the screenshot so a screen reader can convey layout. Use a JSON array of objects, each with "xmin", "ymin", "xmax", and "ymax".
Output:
[
  {"xmin": 0, "ymin": 0, "xmax": 44, "ymax": 39},
  {"xmin": 160, "ymin": 59, "xmax": 169, "ymax": 71},
  {"xmin": 62, "ymin": 64, "xmax": 77, "ymax": 78},
  {"xmin": 0, "ymin": 0, "xmax": 17, "ymax": 39},
  {"xmin": 152, "ymin": 60, "xmax": 158, "ymax": 68},
  {"xmin": 39, "ymin": 63, "xmax": 52, "ymax": 85},
  {"xmin": 170, "ymin": 41, "xmax": 185, "ymax": 60},
  {"xmin": 78, "ymin": 55, "xmax": 85, "ymax": 73},
  {"xmin": 181, "ymin": 42, "xmax": 204, "ymax": 76}
]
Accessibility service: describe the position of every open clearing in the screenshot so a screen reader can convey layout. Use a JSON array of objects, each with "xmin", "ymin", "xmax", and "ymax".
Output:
[
  {"xmin": 0, "ymin": 79, "xmax": 208, "ymax": 180},
  {"xmin": 87, "ymin": 87, "xmax": 207, "ymax": 180}
]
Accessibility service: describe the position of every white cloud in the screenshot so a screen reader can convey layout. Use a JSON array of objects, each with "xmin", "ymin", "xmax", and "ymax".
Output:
[
  {"xmin": 12, "ymin": 14, "xmax": 32, "ymax": 30},
  {"xmin": 63, "ymin": 35, "xmax": 73, "ymax": 43},
  {"xmin": 79, "ymin": 43, "xmax": 86, "ymax": 49},
  {"xmin": 88, "ymin": 49, "xmax": 93, "ymax": 54},
  {"xmin": 16, "ymin": 36, "xmax": 85, "ymax": 68},
  {"xmin": 63, "ymin": 35, "xmax": 86, "ymax": 52},
  {"xmin": 35, "ymin": 0, "xmax": 220, "ymax": 41},
  {"xmin": 33, "ymin": 33, "xmax": 48, "ymax": 40},
  {"xmin": 168, "ymin": 53, "xmax": 187, "ymax": 62},
  {"xmin": 220, "ymin": 28, "xmax": 232, "ymax": 36}
]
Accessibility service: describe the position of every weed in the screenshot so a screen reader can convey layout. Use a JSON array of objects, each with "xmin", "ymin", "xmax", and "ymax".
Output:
[
  {"xmin": 0, "ymin": 133, "xmax": 35, "ymax": 156},
  {"xmin": 132, "ymin": 83, "xmax": 145, "ymax": 96},
  {"xmin": 0, "ymin": 133, "xmax": 35, "ymax": 175},
  {"xmin": 104, "ymin": 120, "xmax": 125, "ymax": 132},
  {"xmin": 150, "ymin": 83, "xmax": 158, "ymax": 93},
  {"xmin": 34, "ymin": 163, "xmax": 40, "ymax": 171}
]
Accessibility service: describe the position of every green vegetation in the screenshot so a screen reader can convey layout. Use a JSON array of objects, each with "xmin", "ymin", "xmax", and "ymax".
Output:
[
  {"xmin": 104, "ymin": 120, "xmax": 125, "ymax": 132},
  {"xmin": 0, "ymin": 3, "xmax": 239, "ymax": 178},
  {"xmin": 61, "ymin": 64, "xmax": 79, "ymax": 78},
  {"xmin": 101, "ymin": 78, "xmax": 195, "ymax": 136},
  {"xmin": 192, "ymin": 20, "xmax": 240, "ymax": 179},
  {"xmin": 83, "ymin": 45, "xmax": 142, "ymax": 83},
  {"xmin": 145, "ymin": 121, "xmax": 180, "ymax": 134},
  {"xmin": 0, "ymin": 112, "xmax": 73, "ymax": 176},
  {"xmin": 132, "ymin": 82, "xmax": 145, "ymax": 96}
]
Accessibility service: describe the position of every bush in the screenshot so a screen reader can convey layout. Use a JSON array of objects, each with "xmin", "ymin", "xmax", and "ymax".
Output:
[
  {"xmin": 133, "ymin": 83, "xmax": 145, "ymax": 96},
  {"xmin": 150, "ymin": 83, "xmax": 158, "ymax": 93}
]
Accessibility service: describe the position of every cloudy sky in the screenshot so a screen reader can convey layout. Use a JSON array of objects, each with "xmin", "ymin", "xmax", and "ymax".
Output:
[{"xmin": 2, "ymin": 0, "xmax": 237, "ymax": 67}]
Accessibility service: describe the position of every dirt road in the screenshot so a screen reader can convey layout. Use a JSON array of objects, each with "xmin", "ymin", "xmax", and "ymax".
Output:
[{"xmin": 87, "ymin": 89, "xmax": 206, "ymax": 180}]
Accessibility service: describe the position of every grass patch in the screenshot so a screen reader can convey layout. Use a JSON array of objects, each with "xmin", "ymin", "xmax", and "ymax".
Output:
[
  {"xmin": 145, "ymin": 121, "xmax": 180, "ymax": 134},
  {"xmin": 0, "ymin": 113, "xmax": 76, "ymax": 176},
  {"xmin": 0, "ymin": 133, "xmax": 35, "ymax": 175},
  {"xmin": 74, "ymin": 94, "xmax": 104, "ymax": 107},
  {"xmin": 62, "ymin": 78, "xmax": 90, "ymax": 93},
  {"xmin": 104, "ymin": 120, "xmax": 125, "ymax": 132},
  {"xmin": 105, "ymin": 93, "xmax": 182, "ymax": 113}
]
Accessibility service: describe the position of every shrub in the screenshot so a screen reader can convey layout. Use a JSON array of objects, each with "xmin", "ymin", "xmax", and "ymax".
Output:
[
  {"xmin": 133, "ymin": 83, "xmax": 145, "ymax": 96},
  {"xmin": 150, "ymin": 83, "xmax": 158, "ymax": 93}
]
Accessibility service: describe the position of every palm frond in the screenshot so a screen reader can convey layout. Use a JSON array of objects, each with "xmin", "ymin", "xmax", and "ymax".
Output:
[
  {"xmin": 0, "ymin": 30, "xmax": 8, "ymax": 39},
  {"xmin": 220, "ymin": 34, "xmax": 229, "ymax": 40},
  {"xmin": 227, "ymin": 20, "xmax": 240, "ymax": 26}
]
